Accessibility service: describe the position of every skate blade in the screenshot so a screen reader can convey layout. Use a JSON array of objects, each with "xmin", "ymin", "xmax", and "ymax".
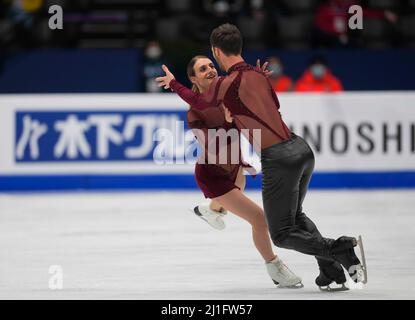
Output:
[
  {"xmin": 280, "ymin": 282, "xmax": 304, "ymax": 289},
  {"xmin": 318, "ymin": 283, "xmax": 349, "ymax": 292},
  {"xmin": 273, "ymin": 280, "xmax": 304, "ymax": 289},
  {"xmin": 344, "ymin": 235, "xmax": 368, "ymax": 284},
  {"xmin": 357, "ymin": 235, "xmax": 368, "ymax": 284}
]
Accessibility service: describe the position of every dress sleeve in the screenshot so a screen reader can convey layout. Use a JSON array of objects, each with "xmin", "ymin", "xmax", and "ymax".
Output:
[{"xmin": 170, "ymin": 77, "xmax": 224, "ymax": 110}]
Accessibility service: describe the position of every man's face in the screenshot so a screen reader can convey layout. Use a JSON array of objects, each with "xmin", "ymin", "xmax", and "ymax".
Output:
[{"xmin": 211, "ymin": 47, "xmax": 226, "ymax": 72}]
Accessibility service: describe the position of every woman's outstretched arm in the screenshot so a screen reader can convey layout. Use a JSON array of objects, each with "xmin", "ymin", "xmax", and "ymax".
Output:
[{"xmin": 155, "ymin": 64, "xmax": 222, "ymax": 110}]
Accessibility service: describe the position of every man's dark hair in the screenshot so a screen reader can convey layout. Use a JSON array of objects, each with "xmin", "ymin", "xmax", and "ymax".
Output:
[{"xmin": 210, "ymin": 23, "xmax": 243, "ymax": 56}]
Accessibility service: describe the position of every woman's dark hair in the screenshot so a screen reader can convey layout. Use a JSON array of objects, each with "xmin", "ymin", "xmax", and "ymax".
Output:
[
  {"xmin": 209, "ymin": 23, "xmax": 242, "ymax": 56},
  {"xmin": 186, "ymin": 55, "xmax": 209, "ymax": 93}
]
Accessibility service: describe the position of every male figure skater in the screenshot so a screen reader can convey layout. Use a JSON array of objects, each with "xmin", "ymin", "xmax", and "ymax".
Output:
[{"xmin": 156, "ymin": 23, "xmax": 367, "ymax": 290}]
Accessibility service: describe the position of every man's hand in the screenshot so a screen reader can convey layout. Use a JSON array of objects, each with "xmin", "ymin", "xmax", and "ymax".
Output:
[
  {"xmin": 221, "ymin": 105, "xmax": 233, "ymax": 123},
  {"xmin": 256, "ymin": 59, "xmax": 273, "ymax": 78},
  {"xmin": 155, "ymin": 64, "xmax": 175, "ymax": 90}
]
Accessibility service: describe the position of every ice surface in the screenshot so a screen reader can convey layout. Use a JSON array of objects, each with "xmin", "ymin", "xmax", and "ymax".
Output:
[{"xmin": 1, "ymin": 190, "xmax": 414, "ymax": 300}]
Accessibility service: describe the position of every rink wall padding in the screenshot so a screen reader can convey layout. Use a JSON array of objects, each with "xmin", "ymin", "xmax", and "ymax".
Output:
[
  {"xmin": 1, "ymin": 172, "xmax": 415, "ymax": 191},
  {"xmin": 0, "ymin": 93, "xmax": 414, "ymax": 191}
]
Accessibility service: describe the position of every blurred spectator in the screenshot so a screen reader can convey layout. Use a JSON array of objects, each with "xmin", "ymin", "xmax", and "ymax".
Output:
[
  {"xmin": 236, "ymin": 0, "xmax": 270, "ymax": 49},
  {"xmin": 203, "ymin": 0, "xmax": 244, "ymax": 19},
  {"xmin": 21, "ymin": 0, "xmax": 43, "ymax": 12},
  {"xmin": 314, "ymin": 0, "xmax": 398, "ymax": 47},
  {"xmin": 314, "ymin": 0, "xmax": 353, "ymax": 46},
  {"xmin": 0, "ymin": 0, "xmax": 409, "ymax": 51},
  {"xmin": 243, "ymin": 0, "xmax": 266, "ymax": 20},
  {"xmin": 267, "ymin": 56, "xmax": 293, "ymax": 92},
  {"xmin": 8, "ymin": 0, "xmax": 43, "ymax": 27},
  {"xmin": 295, "ymin": 56, "xmax": 343, "ymax": 92},
  {"xmin": 143, "ymin": 40, "xmax": 165, "ymax": 93},
  {"xmin": 3, "ymin": 0, "xmax": 44, "ymax": 49}
]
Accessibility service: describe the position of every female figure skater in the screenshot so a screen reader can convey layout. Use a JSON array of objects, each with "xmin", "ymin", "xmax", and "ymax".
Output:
[{"xmin": 182, "ymin": 55, "xmax": 302, "ymax": 288}]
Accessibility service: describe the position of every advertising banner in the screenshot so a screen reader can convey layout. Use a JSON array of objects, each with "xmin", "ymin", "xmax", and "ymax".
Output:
[{"xmin": 1, "ymin": 92, "xmax": 414, "ymax": 190}]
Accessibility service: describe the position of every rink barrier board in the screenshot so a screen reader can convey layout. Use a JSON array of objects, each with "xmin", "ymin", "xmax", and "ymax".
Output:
[
  {"xmin": 1, "ymin": 171, "xmax": 415, "ymax": 191},
  {"xmin": 1, "ymin": 92, "xmax": 415, "ymax": 191}
]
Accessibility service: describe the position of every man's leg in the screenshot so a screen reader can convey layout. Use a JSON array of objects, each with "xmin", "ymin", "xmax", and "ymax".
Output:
[
  {"xmin": 294, "ymin": 153, "xmax": 328, "ymax": 252},
  {"xmin": 261, "ymin": 152, "xmax": 334, "ymax": 257},
  {"xmin": 262, "ymin": 137, "xmax": 364, "ymax": 282},
  {"xmin": 294, "ymin": 157, "xmax": 346, "ymax": 287}
]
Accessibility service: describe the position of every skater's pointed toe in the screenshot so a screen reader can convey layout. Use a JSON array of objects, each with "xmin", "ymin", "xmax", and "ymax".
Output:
[{"xmin": 192, "ymin": 205, "xmax": 226, "ymax": 230}]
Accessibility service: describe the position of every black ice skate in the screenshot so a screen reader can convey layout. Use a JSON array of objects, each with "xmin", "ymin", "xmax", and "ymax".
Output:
[
  {"xmin": 330, "ymin": 235, "xmax": 367, "ymax": 284},
  {"xmin": 315, "ymin": 259, "xmax": 348, "ymax": 292}
]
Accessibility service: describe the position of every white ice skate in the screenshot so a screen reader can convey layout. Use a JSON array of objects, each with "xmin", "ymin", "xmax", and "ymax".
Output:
[
  {"xmin": 266, "ymin": 257, "xmax": 303, "ymax": 288},
  {"xmin": 192, "ymin": 204, "xmax": 226, "ymax": 230}
]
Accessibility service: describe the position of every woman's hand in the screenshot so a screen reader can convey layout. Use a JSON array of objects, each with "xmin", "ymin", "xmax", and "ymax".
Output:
[
  {"xmin": 256, "ymin": 59, "xmax": 273, "ymax": 78},
  {"xmin": 155, "ymin": 64, "xmax": 175, "ymax": 90}
]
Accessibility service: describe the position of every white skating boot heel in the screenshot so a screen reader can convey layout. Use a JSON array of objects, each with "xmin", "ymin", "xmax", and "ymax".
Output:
[
  {"xmin": 266, "ymin": 257, "xmax": 304, "ymax": 288},
  {"xmin": 192, "ymin": 204, "xmax": 226, "ymax": 230}
]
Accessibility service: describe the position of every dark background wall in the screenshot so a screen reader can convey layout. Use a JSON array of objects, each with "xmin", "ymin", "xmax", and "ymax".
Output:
[
  {"xmin": 0, "ymin": 49, "xmax": 142, "ymax": 93},
  {"xmin": 0, "ymin": 48, "xmax": 414, "ymax": 93}
]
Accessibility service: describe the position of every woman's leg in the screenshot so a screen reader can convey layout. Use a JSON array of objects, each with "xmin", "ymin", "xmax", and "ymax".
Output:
[
  {"xmin": 209, "ymin": 167, "xmax": 246, "ymax": 212},
  {"xmin": 234, "ymin": 166, "xmax": 246, "ymax": 191},
  {"xmin": 209, "ymin": 200, "xmax": 223, "ymax": 212},
  {"xmin": 213, "ymin": 187, "xmax": 276, "ymax": 262}
]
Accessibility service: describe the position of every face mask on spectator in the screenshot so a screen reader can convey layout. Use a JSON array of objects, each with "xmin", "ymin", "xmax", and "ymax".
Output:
[
  {"xmin": 268, "ymin": 63, "xmax": 282, "ymax": 78},
  {"xmin": 146, "ymin": 45, "xmax": 162, "ymax": 60},
  {"xmin": 310, "ymin": 64, "xmax": 326, "ymax": 79}
]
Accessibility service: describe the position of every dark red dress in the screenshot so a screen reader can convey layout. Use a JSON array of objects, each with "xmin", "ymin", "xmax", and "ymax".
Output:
[{"xmin": 187, "ymin": 105, "xmax": 244, "ymax": 199}]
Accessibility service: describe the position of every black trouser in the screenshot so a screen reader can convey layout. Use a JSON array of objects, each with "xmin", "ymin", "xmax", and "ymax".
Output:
[{"xmin": 261, "ymin": 133, "xmax": 334, "ymax": 260}]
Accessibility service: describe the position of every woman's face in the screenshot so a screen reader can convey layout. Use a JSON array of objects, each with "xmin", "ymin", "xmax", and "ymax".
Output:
[{"xmin": 191, "ymin": 58, "xmax": 218, "ymax": 92}]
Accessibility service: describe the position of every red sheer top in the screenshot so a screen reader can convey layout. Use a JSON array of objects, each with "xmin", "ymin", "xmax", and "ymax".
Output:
[
  {"xmin": 187, "ymin": 105, "xmax": 242, "ymax": 173},
  {"xmin": 171, "ymin": 61, "xmax": 291, "ymax": 150}
]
